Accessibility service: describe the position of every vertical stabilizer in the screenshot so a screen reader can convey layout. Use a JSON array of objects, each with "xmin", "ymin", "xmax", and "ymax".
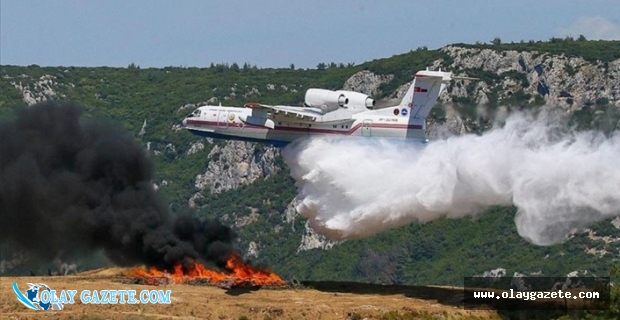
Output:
[{"xmin": 400, "ymin": 70, "xmax": 452, "ymax": 120}]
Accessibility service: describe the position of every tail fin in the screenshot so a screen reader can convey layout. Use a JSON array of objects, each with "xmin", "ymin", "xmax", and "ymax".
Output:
[{"xmin": 400, "ymin": 69, "xmax": 452, "ymax": 120}]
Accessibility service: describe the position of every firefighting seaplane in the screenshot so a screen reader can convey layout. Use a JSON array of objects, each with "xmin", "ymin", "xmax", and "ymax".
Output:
[{"xmin": 182, "ymin": 69, "xmax": 472, "ymax": 146}]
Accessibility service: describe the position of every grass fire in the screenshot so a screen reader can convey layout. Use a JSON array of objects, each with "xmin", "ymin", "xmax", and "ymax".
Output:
[{"xmin": 129, "ymin": 254, "xmax": 286, "ymax": 288}]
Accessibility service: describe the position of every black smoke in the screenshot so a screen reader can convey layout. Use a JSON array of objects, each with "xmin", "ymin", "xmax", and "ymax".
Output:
[{"xmin": 0, "ymin": 102, "xmax": 234, "ymax": 270}]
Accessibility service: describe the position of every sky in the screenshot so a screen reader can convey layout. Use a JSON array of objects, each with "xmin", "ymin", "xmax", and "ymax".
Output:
[{"xmin": 1, "ymin": 0, "xmax": 619, "ymax": 68}]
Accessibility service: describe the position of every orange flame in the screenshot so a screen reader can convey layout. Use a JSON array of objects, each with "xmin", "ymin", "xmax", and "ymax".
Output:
[{"xmin": 129, "ymin": 255, "xmax": 286, "ymax": 287}]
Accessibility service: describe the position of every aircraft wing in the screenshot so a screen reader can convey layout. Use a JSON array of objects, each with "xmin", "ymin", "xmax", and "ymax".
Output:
[{"xmin": 244, "ymin": 103, "xmax": 320, "ymax": 121}]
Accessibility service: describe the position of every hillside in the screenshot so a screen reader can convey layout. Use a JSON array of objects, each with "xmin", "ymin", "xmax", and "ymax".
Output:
[{"xmin": 1, "ymin": 39, "xmax": 620, "ymax": 289}]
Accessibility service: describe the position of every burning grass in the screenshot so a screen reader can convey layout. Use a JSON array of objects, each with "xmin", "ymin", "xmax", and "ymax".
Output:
[{"xmin": 127, "ymin": 254, "xmax": 287, "ymax": 289}]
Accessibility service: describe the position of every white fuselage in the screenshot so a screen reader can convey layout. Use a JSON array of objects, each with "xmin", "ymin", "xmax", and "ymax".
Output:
[
  {"xmin": 182, "ymin": 69, "xmax": 454, "ymax": 145},
  {"xmin": 182, "ymin": 105, "xmax": 426, "ymax": 146}
]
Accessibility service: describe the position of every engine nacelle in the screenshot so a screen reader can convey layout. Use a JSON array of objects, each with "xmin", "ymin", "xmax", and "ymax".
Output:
[
  {"xmin": 305, "ymin": 88, "xmax": 374, "ymax": 112},
  {"xmin": 305, "ymin": 89, "xmax": 348, "ymax": 111},
  {"xmin": 337, "ymin": 90, "xmax": 374, "ymax": 109}
]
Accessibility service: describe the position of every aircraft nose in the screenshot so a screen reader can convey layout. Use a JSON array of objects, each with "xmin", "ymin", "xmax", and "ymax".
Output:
[{"xmin": 181, "ymin": 118, "xmax": 187, "ymax": 127}]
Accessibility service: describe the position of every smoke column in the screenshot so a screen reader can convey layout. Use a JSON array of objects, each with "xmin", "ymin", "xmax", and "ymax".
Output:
[
  {"xmin": 0, "ymin": 102, "xmax": 233, "ymax": 270},
  {"xmin": 283, "ymin": 111, "xmax": 620, "ymax": 245}
]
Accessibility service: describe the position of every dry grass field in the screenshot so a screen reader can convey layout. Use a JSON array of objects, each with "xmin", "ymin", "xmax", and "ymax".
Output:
[{"xmin": 0, "ymin": 269, "xmax": 499, "ymax": 319}]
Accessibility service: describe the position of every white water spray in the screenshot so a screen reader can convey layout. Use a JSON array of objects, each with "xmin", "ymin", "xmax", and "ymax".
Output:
[{"xmin": 283, "ymin": 111, "xmax": 620, "ymax": 245}]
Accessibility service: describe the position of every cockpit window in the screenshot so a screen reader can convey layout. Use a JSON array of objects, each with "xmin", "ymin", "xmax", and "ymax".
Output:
[{"xmin": 187, "ymin": 109, "xmax": 201, "ymax": 118}]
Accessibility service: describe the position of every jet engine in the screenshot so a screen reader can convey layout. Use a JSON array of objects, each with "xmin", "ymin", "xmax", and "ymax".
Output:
[
  {"xmin": 304, "ymin": 88, "xmax": 374, "ymax": 112},
  {"xmin": 338, "ymin": 90, "xmax": 374, "ymax": 109},
  {"xmin": 304, "ymin": 89, "xmax": 348, "ymax": 110}
]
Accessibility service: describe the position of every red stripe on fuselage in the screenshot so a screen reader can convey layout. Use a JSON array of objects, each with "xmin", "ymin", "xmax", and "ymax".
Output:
[{"xmin": 185, "ymin": 119, "xmax": 422, "ymax": 135}]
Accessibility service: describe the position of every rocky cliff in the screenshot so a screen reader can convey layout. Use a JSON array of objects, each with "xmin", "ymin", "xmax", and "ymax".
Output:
[{"xmin": 189, "ymin": 141, "xmax": 279, "ymax": 207}]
